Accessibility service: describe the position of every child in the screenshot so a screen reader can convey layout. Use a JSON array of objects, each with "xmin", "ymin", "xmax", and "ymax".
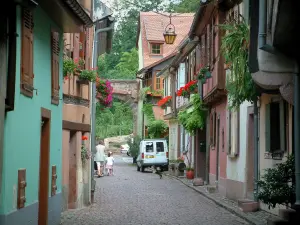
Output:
[{"xmin": 105, "ymin": 152, "xmax": 114, "ymax": 176}]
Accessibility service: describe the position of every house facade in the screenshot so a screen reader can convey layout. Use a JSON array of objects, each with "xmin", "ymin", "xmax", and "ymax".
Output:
[
  {"xmin": 136, "ymin": 12, "xmax": 194, "ymax": 138},
  {"xmin": 62, "ymin": 20, "xmax": 93, "ymax": 211},
  {"xmin": 0, "ymin": 1, "xmax": 92, "ymax": 225}
]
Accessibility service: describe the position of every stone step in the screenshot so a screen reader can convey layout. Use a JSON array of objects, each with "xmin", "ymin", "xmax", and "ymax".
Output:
[
  {"xmin": 237, "ymin": 199, "xmax": 259, "ymax": 212},
  {"xmin": 193, "ymin": 178, "xmax": 204, "ymax": 186},
  {"xmin": 206, "ymin": 185, "xmax": 217, "ymax": 193},
  {"xmin": 267, "ymin": 218, "xmax": 290, "ymax": 225}
]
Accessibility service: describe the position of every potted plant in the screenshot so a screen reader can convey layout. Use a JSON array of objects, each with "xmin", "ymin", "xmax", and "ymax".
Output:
[
  {"xmin": 78, "ymin": 69, "xmax": 97, "ymax": 84},
  {"xmin": 81, "ymin": 136, "xmax": 91, "ymax": 166},
  {"xmin": 177, "ymin": 80, "xmax": 198, "ymax": 98},
  {"xmin": 63, "ymin": 57, "xmax": 77, "ymax": 80},
  {"xmin": 197, "ymin": 66, "xmax": 210, "ymax": 82},
  {"xmin": 186, "ymin": 167, "xmax": 195, "ymax": 179},
  {"xmin": 157, "ymin": 96, "xmax": 172, "ymax": 109}
]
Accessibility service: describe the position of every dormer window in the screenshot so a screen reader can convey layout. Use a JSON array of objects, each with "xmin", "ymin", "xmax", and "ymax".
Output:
[{"xmin": 150, "ymin": 43, "xmax": 162, "ymax": 55}]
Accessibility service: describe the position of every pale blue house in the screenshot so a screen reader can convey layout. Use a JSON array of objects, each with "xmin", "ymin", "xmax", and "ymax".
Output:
[{"xmin": 0, "ymin": 1, "xmax": 92, "ymax": 225}]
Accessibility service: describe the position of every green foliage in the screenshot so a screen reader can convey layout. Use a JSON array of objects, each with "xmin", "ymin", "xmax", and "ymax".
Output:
[
  {"xmin": 168, "ymin": 0, "xmax": 200, "ymax": 13},
  {"xmin": 219, "ymin": 16, "xmax": 257, "ymax": 109},
  {"xmin": 63, "ymin": 58, "xmax": 76, "ymax": 77},
  {"xmin": 127, "ymin": 136, "xmax": 142, "ymax": 158},
  {"xmin": 142, "ymin": 103, "xmax": 155, "ymax": 121},
  {"xmin": 178, "ymin": 95, "xmax": 206, "ymax": 134},
  {"xmin": 79, "ymin": 69, "xmax": 97, "ymax": 82},
  {"xmin": 257, "ymin": 155, "xmax": 295, "ymax": 209},
  {"xmin": 95, "ymin": 100, "xmax": 133, "ymax": 139},
  {"xmin": 139, "ymin": 87, "xmax": 151, "ymax": 101},
  {"xmin": 98, "ymin": 48, "xmax": 138, "ymax": 79},
  {"xmin": 147, "ymin": 120, "xmax": 168, "ymax": 138}
]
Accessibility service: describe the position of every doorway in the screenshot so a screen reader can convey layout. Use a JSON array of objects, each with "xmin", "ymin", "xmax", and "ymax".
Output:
[
  {"xmin": 38, "ymin": 108, "xmax": 51, "ymax": 225},
  {"xmin": 246, "ymin": 113, "xmax": 255, "ymax": 199},
  {"xmin": 68, "ymin": 130, "xmax": 77, "ymax": 209},
  {"xmin": 195, "ymin": 129, "xmax": 206, "ymax": 179},
  {"xmin": 216, "ymin": 116, "xmax": 220, "ymax": 186}
]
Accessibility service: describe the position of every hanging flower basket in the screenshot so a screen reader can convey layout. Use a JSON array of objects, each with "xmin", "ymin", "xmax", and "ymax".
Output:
[
  {"xmin": 157, "ymin": 96, "xmax": 172, "ymax": 109},
  {"xmin": 197, "ymin": 66, "xmax": 210, "ymax": 80}
]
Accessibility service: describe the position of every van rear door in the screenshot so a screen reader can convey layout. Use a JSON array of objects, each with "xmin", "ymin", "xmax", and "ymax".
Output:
[
  {"xmin": 154, "ymin": 141, "xmax": 168, "ymax": 164},
  {"xmin": 143, "ymin": 141, "xmax": 156, "ymax": 164}
]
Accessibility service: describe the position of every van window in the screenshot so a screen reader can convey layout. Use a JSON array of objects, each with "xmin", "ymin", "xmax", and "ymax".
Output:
[
  {"xmin": 145, "ymin": 142, "xmax": 154, "ymax": 152},
  {"xmin": 156, "ymin": 142, "xmax": 164, "ymax": 152}
]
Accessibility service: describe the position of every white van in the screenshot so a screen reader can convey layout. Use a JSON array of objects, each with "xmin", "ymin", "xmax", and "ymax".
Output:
[{"xmin": 136, "ymin": 139, "xmax": 169, "ymax": 172}]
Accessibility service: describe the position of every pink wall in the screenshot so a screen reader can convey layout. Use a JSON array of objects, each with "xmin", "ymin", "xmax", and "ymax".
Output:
[{"xmin": 209, "ymin": 98, "xmax": 227, "ymax": 179}]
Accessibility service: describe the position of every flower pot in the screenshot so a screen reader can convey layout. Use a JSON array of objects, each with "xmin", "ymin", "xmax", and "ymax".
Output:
[
  {"xmin": 77, "ymin": 78, "xmax": 89, "ymax": 85},
  {"xmin": 186, "ymin": 170, "xmax": 194, "ymax": 179}
]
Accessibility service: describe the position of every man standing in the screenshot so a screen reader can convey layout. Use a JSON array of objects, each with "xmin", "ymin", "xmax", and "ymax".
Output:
[{"xmin": 95, "ymin": 140, "xmax": 106, "ymax": 177}]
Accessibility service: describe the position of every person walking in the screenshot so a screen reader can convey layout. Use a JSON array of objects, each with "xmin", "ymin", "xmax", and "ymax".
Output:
[
  {"xmin": 105, "ymin": 152, "xmax": 114, "ymax": 176},
  {"xmin": 95, "ymin": 140, "xmax": 106, "ymax": 177}
]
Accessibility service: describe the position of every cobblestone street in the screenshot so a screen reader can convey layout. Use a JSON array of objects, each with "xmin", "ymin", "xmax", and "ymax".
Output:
[{"xmin": 61, "ymin": 155, "xmax": 249, "ymax": 225}]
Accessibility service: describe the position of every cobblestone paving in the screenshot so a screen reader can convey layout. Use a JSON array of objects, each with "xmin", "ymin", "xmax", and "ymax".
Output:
[{"xmin": 61, "ymin": 156, "xmax": 249, "ymax": 225}]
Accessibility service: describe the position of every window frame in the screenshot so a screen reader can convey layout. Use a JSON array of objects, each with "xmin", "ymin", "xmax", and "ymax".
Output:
[{"xmin": 150, "ymin": 43, "xmax": 163, "ymax": 55}]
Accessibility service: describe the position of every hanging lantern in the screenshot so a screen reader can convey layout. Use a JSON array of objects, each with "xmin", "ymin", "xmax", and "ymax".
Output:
[{"xmin": 163, "ymin": 16, "xmax": 177, "ymax": 45}]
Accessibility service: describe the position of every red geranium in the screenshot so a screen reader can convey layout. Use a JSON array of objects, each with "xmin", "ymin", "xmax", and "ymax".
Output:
[
  {"xmin": 82, "ymin": 136, "xmax": 88, "ymax": 141},
  {"xmin": 157, "ymin": 96, "xmax": 172, "ymax": 108},
  {"xmin": 177, "ymin": 80, "xmax": 198, "ymax": 97}
]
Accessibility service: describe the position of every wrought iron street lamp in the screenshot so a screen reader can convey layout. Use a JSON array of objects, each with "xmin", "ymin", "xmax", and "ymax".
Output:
[{"xmin": 163, "ymin": 16, "xmax": 177, "ymax": 45}]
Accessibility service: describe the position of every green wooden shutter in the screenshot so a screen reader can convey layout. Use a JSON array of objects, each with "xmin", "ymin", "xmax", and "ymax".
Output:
[
  {"xmin": 265, "ymin": 103, "xmax": 271, "ymax": 152},
  {"xmin": 279, "ymin": 100, "xmax": 286, "ymax": 151}
]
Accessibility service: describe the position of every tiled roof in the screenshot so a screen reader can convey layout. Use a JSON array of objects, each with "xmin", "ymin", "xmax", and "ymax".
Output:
[{"xmin": 138, "ymin": 12, "xmax": 194, "ymax": 68}]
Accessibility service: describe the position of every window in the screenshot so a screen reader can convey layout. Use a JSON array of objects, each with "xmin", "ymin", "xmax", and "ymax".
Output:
[
  {"xmin": 145, "ymin": 142, "xmax": 154, "ymax": 152},
  {"xmin": 51, "ymin": 31, "xmax": 60, "ymax": 105},
  {"xmin": 20, "ymin": 8, "xmax": 34, "ymax": 97},
  {"xmin": 227, "ymin": 109, "xmax": 239, "ymax": 156},
  {"xmin": 265, "ymin": 100, "xmax": 287, "ymax": 152},
  {"xmin": 156, "ymin": 142, "xmax": 164, "ymax": 152},
  {"xmin": 145, "ymin": 72, "xmax": 152, "ymax": 87},
  {"xmin": 154, "ymin": 71, "xmax": 163, "ymax": 90},
  {"xmin": 151, "ymin": 43, "xmax": 162, "ymax": 55}
]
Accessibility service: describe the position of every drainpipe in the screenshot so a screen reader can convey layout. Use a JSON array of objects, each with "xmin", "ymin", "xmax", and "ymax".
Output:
[
  {"xmin": 253, "ymin": 99, "xmax": 259, "ymax": 201},
  {"xmin": 293, "ymin": 64, "xmax": 300, "ymax": 210},
  {"xmin": 258, "ymin": 0, "xmax": 276, "ymax": 54},
  {"xmin": 90, "ymin": 22, "xmax": 114, "ymax": 202}
]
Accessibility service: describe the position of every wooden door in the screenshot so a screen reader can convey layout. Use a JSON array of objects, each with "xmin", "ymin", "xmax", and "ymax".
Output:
[
  {"xmin": 38, "ymin": 108, "xmax": 51, "ymax": 225},
  {"xmin": 68, "ymin": 131, "xmax": 77, "ymax": 209}
]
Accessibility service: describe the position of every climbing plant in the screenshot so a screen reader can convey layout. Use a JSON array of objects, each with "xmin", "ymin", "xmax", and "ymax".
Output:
[
  {"xmin": 219, "ymin": 15, "xmax": 257, "ymax": 109},
  {"xmin": 178, "ymin": 95, "xmax": 207, "ymax": 134}
]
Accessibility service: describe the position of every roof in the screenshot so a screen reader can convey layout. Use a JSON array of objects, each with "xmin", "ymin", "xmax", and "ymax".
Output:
[
  {"xmin": 137, "ymin": 12, "xmax": 194, "ymax": 68},
  {"xmin": 136, "ymin": 51, "xmax": 177, "ymax": 75},
  {"xmin": 63, "ymin": 0, "xmax": 93, "ymax": 27}
]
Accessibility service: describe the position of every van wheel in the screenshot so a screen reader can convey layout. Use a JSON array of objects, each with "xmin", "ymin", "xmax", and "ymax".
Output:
[
  {"xmin": 137, "ymin": 166, "xmax": 140, "ymax": 171},
  {"xmin": 141, "ymin": 166, "xmax": 145, "ymax": 172}
]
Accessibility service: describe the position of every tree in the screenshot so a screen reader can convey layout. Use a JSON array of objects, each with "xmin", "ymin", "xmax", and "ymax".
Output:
[
  {"xmin": 95, "ymin": 99, "xmax": 134, "ymax": 138},
  {"xmin": 168, "ymin": 0, "xmax": 200, "ymax": 13}
]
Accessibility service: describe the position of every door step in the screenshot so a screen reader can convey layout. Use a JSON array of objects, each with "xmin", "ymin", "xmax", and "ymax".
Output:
[
  {"xmin": 237, "ymin": 199, "xmax": 259, "ymax": 212},
  {"xmin": 206, "ymin": 185, "xmax": 217, "ymax": 193}
]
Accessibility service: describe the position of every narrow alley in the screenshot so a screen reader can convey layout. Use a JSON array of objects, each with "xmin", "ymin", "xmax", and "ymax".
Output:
[{"xmin": 61, "ymin": 155, "xmax": 248, "ymax": 225}]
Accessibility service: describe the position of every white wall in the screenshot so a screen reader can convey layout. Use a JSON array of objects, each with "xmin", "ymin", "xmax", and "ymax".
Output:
[
  {"xmin": 226, "ymin": 101, "xmax": 252, "ymax": 183},
  {"xmin": 138, "ymin": 31, "xmax": 143, "ymax": 70},
  {"xmin": 169, "ymin": 120, "xmax": 178, "ymax": 160}
]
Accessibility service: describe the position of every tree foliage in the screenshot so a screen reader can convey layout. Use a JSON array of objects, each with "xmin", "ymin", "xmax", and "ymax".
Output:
[{"xmin": 96, "ymin": 99, "xmax": 133, "ymax": 139}]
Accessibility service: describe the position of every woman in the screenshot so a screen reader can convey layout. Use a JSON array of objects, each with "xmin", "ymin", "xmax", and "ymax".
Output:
[{"xmin": 95, "ymin": 140, "xmax": 106, "ymax": 177}]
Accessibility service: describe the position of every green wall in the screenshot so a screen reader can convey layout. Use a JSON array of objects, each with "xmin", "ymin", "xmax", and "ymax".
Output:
[{"xmin": 0, "ymin": 6, "xmax": 63, "ymax": 214}]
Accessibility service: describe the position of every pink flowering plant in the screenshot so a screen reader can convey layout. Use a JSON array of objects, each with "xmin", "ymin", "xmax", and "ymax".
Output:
[{"xmin": 96, "ymin": 78, "xmax": 113, "ymax": 109}]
